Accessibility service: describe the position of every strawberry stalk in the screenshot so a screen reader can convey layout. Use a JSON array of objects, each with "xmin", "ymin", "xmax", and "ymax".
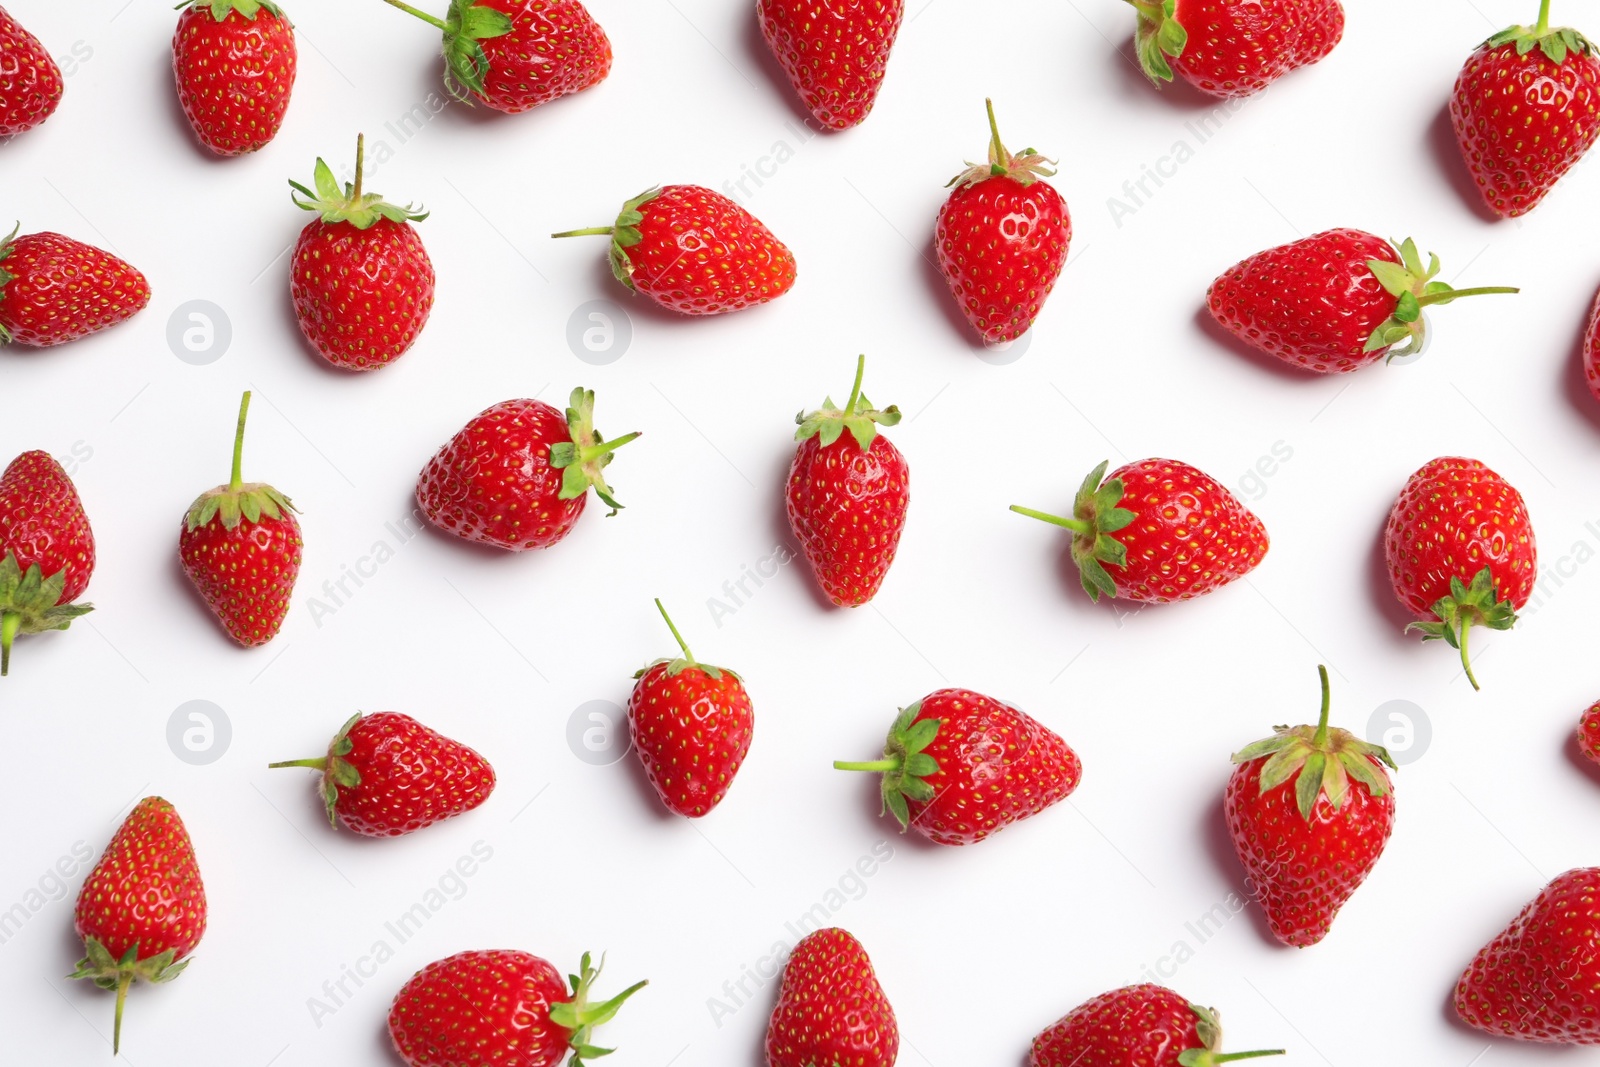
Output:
[
  {"xmin": 639, "ymin": 599, "xmax": 735, "ymax": 680},
  {"xmin": 794, "ymin": 355, "xmax": 901, "ymax": 451},
  {"xmin": 1126, "ymin": 0, "xmax": 1190, "ymax": 84},
  {"xmin": 947, "ymin": 99, "xmax": 1056, "ymax": 189},
  {"xmin": 268, "ymin": 712, "xmax": 364, "ymax": 828},
  {"xmin": 834, "ymin": 701, "xmax": 942, "ymax": 831},
  {"xmin": 1010, "ymin": 460, "xmax": 1136, "ymax": 601},
  {"xmin": 1362, "ymin": 239, "xmax": 1518, "ymax": 358},
  {"xmin": 1406, "ymin": 566, "xmax": 1516, "ymax": 691},
  {"xmin": 548, "ymin": 952, "xmax": 648, "ymax": 1067},
  {"xmin": 184, "ymin": 392, "xmax": 297, "ymax": 535},
  {"xmin": 380, "ymin": 0, "xmax": 513, "ymax": 101},
  {"xmin": 1179, "ymin": 1003, "xmax": 1285, "ymax": 1067},
  {"xmin": 548, "ymin": 387, "xmax": 641, "ymax": 514},
  {"xmin": 0, "ymin": 609, "xmax": 17, "ymax": 675},
  {"xmin": 290, "ymin": 134, "xmax": 428, "ymax": 230},
  {"xmin": 69, "ymin": 937, "xmax": 190, "ymax": 1054},
  {"xmin": 551, "ymin": 187, "xmax": 667, "ymax": 290},
  {"xmin": 0, "ymin": 552, "xmax": 94, "ymax": 677}
]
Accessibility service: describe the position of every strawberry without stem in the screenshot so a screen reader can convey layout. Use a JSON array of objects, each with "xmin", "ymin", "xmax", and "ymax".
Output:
[
  {"xmin": 0, "ymin": 5, "xmax": 63, "ymax": 136},
  {"xmin": 173, "ymin": 0, "xmax": 297, "ymax": 156},
  {"xmin": 766, "ymin": 928, "xmax": 898, "ymax": 1067},
  {"xmin": 1579, "ymin": 701, "xmax": 1600, "ymax": 763},
  {"xmin": 0, "ymin": 450, "xmax": 94, "ymax": 676},
  {"xmin": 1128, "ymin": 0, "xmax": 1343, "ymax": 98},
  {"xmin": 1031, "ymin": 984, "xmax": 1283, "ymax": 1067},
  {"xmin": 757, "ymin": 0, "xmax": 903, "ymax": 130},
  {"xmin": 0, "ymin": 227, "xmax": 151, "ymax": 348}
]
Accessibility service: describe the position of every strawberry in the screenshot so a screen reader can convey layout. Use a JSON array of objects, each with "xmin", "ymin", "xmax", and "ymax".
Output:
[
  {"xmin": 269, "ymin": 712, "xmax": 496, "ymax": 836},
  {"xmin": 1384, "ymin": 456, "xmax": 1536, "ymax": 690},
  {"xmin": 1451, "ymin": 2, "xmax": 1600, "ymax": 218},
  {"xmin": 172, "ymin": 0, "xmax": 297, "ymax": 156},
  {"xmin": 628, "ymin": 599, "xmax": 754, "ymax": 818},
  {"xmin": 554, "ymin": 185, "xmax": 797, "ymax": 316},
  {"xmin": 1207, "ymin": 230, "xmax": 1518, "ymax": 374},
  {"xmin": 1455, "ymin": 867, "xmax": 1600, "ymax": 1044},
  {"xmin": 1128, "ymin": 0, "xmax": 1343, "ymax": 98},
  {"xmin": 179, "ymin": 391, "xmax": 303, "ymax": 647},
  {"xmin": 1031, "ymin": 984, "xmax": 1283, "ymax": 1067},
  {"xmin": 1011, "ymin": 458, "xmax": 1268, "ymax": 603},
  {"xmin": 71, "ymin": 797, "xmax": 207, "ymax": 1055},
  {"xmin": 418, "ymin": 390, "xmax": 638, "ymax": 552},
  {"xmin": 1584, "ymin": 285, "xmax": 1600, "ymax": 403},
  {"xmin": 786, "ymin": 356, "xmax": 908, "ymax": 607},
  {"xmin": 1226, "ymin": 665, "xmax": 1397, "ymax": 948},
  {"xmin": 836, "ymin": 688, "xmax": 1081, "ymax": 846},
  {"xmin": 935, "ymin": 99, "xmax": 1071, "ymax": 345},
  {"xmin": 1579, "ymin": 700, "xmax": 1600, "ymax": 763},
  {"xmin": 757, "ymin": 0, "xmax": 903, "ymax": 130},
  {"xmin": 389, "ymin": 949, "xmax": 645, "ymax": 1067},
  {"xmin": 0, "ymin": 451, "xmax": 94, "ymax": 676},
  {"xmin": 766, "ymin": 928, "xmax": 898, "ymax": 1067},
  {"xmin": 0, "ymin": 226, "xmax": 151, "ymax": 347},
  {"xmin": 288, "ymin": 134, "xmax": 434, "ymax": 371},
  {"xmin": 383, "ymin": 0, "xmax": 611, "ymax": 112},
  {"xmin": 0, "ymin": 5, "xmax": 63, "ymax": 136}
]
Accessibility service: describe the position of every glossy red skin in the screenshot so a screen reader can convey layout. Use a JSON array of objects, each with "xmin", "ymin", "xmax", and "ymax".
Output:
[
  {"xmin": 0, "ymin": 451, "xmax": 94, "ymax": 601},
  {"xmin": 172, "ymin": 4, "xmax": 297, "ymax": 156},
  {"xmin": 936, "ymin": 174, "xmax": 1071, "ymax": 344},
  {"xmin": 471, "ymin": 0, "xmax": 611, "ymax": 113},
  {"xmin": 1031, "ymin": 985, "xmax": 1212, "ymax": 1067},
  {"xmin": 291, "ymin": 217, "xmax": 435, "ymax": 371},
  {"xmin": 179, "ymin": 499, "xmax": 303, "ymax": 646},
  {"xmin": 1455, "ymin": 868, "xmax": 1600, "ymax": 1043},
  {"xmin": 75, "ymin": 798, "xmax": 206, "ymax": 964},
  {"xmin": 1207, "ymin": 228, "xmax": 1401, "ymax": 374},
  {"xmin": 625, "ymin": 185, "xmax": 796, "ymax": 315},
  {"xmin": 331, "ymin": 713, "xmax": 496, "ymax": 836},
  {"xmin": 0, "ymin": 6, "xmax": 62, "ymax": 135},
  {"xmin": 757, "ymin": 0, "xmax": 903, "ymax": 130},
  {"xmin": 390, "ymin": 950, "xmax": 574, "ymax": 1067},
  {"xmin": 1168, "ymin": 0, "xmax": 1342, "ymax": 98},
  {"xmin": 786, "ymin": 430, "xmax": 908, "ymax": 607},
  {"xmin": 629, "ymin": 663, "xmax": 753, "ymax": 818},
  {"xmin": 1451, "ymin": 36, "xmax": 1600, "ymax": 218},
  {"xmin": 1579, "ymin": 702, "xmax": 1600, "ymax": 763},
  {"xmin": 417, "ymin": 399, "xmax": 586, "ymax": 551},
  {"xmin": 1104, "ymin": 459, "xmax": 1268, "ymax": 602},
  {"xmin": 767, "ymin": 928, "xmax": 898, "ymax": 1067},
  {"xmin": 1383, "ymin": 457, "xmax": 1535, "ymax": 620},
  {"xmin": 0, "ymin": 232, "xmax": 151, "ymax": 347},
  {"xmin": 1584, "ymin": 287, "xmax": 1600, "ymax": 403}
]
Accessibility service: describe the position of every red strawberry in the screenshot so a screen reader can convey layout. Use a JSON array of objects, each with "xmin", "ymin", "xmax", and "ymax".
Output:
[
  {"xmin": 554, "ymin": 185, "xmax": 797, "ymax": 316},
  {"xmin": 1584, "ymin": 285, "xmax": 1600, "ymax": 403},
  {"xmin": 289, "ymin": 134, "xmax": 434, "ymax": 371},
  {"xmin": 71, "ymin": 797, "xmax": 207, "ymax": 1054},
  {"xmin": 1030, "ymin": 984, "xmax": 1283, "ymax": 1067},
  {"xmin": 628, "ymin": 599, "xmax": 754, "ymax": 818},
  {"xmin": 418, "ymin": 390, "xmax": 638, "ymax": 552},
  {"xmin": 1451, "ymin": 3, "xmax": 1600, "ymax": 218},
  {"xmin": 384, "ymin": 0, "xmax": 611, "ymax": 113},
  {"xmin": 1012, "ymin": 458, "xmax": 1268, "ymax": 603},
  {"xmin": 0, "ymin": 226, "xmax": 151, "ymax": 347},
  {"xmin": 766, "ymin": 928, "xmax": 898, "ymax": 1067},
  {"xmin": 1384, "ymin": 456, "xmax": 1536, "ymax": 690},
  {"xmin": 172, "ymin": 0, "xmax": 297, "ymax": 156},
  {"xmin": 1207, "ymin": 230, "xmax": 1518, "ymax": 374},
  {"xmin": 179, "ymin": 391, "xmax": 303, "ymax": 646},
  {"xmin": 935, "ymin": 99, "xmax": 1071, "ymax": 345},
  {"xmin": 1455, "ymin": 867, "xmax": 1600, "ymax": 1044},
  {"xmin": 1579, "ymin": 700, "xmax": 1600, "ymax": 763},
  {"xmin": 757, "ymin": 0, "xmax": 904, "ymax": 130},
  {"xmin": 1128, "ymin": 0, "xmax": 1343, "ymax": 97},
  {"xmin": 1226, "ymin": 665, "xmax": 1397, "ymax": 948},
  {"xmin": 269, "ymin": 712, "xmax": 496, "ymax": 836},
  {"xmin": 0, "ymin": 5, "xmax": 62, "ymax": 136},
  {"xmin": 0, "ymin": 450, "xmax": 94, "ymax": 677},
  {"xmin": 389, "ymin": 949, "xmax": 645, "ymax": 1067},
  {"xmin": 836, "ymin": 688, "xmax": 1081, "ymax": 846}
]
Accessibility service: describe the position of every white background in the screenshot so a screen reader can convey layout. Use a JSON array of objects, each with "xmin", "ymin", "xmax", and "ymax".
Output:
[{"xmin": 2, "ymin": 0, "xmax": 1599, "ymax": 1064}]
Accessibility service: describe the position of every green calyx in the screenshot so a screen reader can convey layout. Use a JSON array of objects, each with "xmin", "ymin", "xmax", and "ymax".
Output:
[
  {"xmin": 1009, "ymin": 460, "xmax": 1135, "ymax": 602},
  {"xmin": 70, "ymin": 937, "xmax": 191, "ymax": 1054},
  {"xmin": 551, "ymin": 187, "xmax": 665, "ymax": 292},
  {"xmin": 547, "ymin": 952, "xmax": 648, "ymax": 1066},
  {"xmin": 1231, "ymin": 665, "xmax": 1396, "ymax": 821},
  {"xmin": 1363, "ymin": 238, "xmax": 1519, "ymax": 359},
  {"xmin": 1175, "ymin": 1003, "xmax": 1286, "ymax": 1067},
  {"xmin": 180, "ymin": 0, "xmax": 285, "ymax": 20},
  {"xmin": 547, "ymin": 387, "xmax": 641, "ymax": 515},
  {"xmin": 0, "ymin": 553, "xmax": 93, "ymax": 677},
  {"xmin": 266, "ymin": 712, "xmax": 362, "ymax": 829},
  {"xmin": 634, "ymin": 598, "xmax": 738, "ymax": 681},
  {"xmin": 794, "ymin": 354, "xmax": 901, "ymax": 452},
  {"xmin": 833, "ymin": 702, "xmax": 942, "ymax": 832},
  {"xmin": 184, "ymin": 391, "xmax": 297, "ymax": 534},
  {"xmin": 948, "ymin": 99, "xmax": 1057, "ymax": 190},
  {"xmin": 289, "ymin": 134, "xmax": 427, "ymax": 231},
  {"xmin": 1484, "ymin": 0, "xmax": 1593, "ymax": 64},
  {"xmin": 1405, "ymin": 566, "xmax": 1517, "ymax": 692},
  {"xmin": 1127, "ymin": 0, "xmax": 1189, "ymax": 85},
  {"xmin": 381, "ymin": 0, "xmax": 513, "ymax": 102}
]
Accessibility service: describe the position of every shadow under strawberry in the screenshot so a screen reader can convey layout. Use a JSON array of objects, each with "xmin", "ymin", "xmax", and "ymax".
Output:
[
  {"xmin": 1366, "ymin": 521, "xmax": 1419, "ymax": 632},
  {"xmin": 1562, "ymin": 281, "xmax": 1600, "ymax": 436},
  {"xmin": 1194, "ymin": 790, "xmax": 1280, "ymax": 946},
  {"xmin": 1191, "ymin": 304, "xmax": 1325, "ymax": 385},
  {"xmin": 1427, "ymin": 103, "xmax": 1502, "ymax": 225},
  {"xmin": 739, "ymin": 5, "xmax": 816, "ymax": 130}
]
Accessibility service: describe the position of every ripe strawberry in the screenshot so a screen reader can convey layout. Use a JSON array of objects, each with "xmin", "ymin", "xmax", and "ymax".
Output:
[
  {"xmin": 1455, "ymin": 867, "xmax": 1600, "ymax": 1043},
  {"xmin": 0, "ymin": 226, "xmax": 151, "ymax": 347},
  {"xmin": 836, "ymin": 688, "xmax": 1081, "ymax": 846},
  {"xmin": 172, "ymin": 0, "xmax": 297, "ymax": 156},
  {"xmin": 1128, "ymin": 0, "xmax": 1343, "ymax": 97},
  {"xmin": 1031, "ymin": 984, "xmax": 1283, "ymax": 1067},
  {"xmin": 1384, "ymin": 457, "xmax": 1536, "ymax": 690},
  {"xmin": 383, "ymin": 0, "xmax": 611, "ymax": 112},
  {"xmin": 269, "ymin": 712, "xmax": 496, "ymax": 836},
  {"xmin": 0, "ymin": 451, "xmax": 94, "ymax": 677},
  {"xmin": 935, "ymin": 99, "xmax": 1071, "ymax": 345},
  {"xmin": 785, "ymin": 356, "xmax": 908, "ymax": 607},
  {"xmin": 767, "ymin": 928, "xmax": 898, "ymax": 1067},
  {"xmin": 1584, "ymin": 285, "xmax": 1600, "ymax": 403},
  {"xmin": 1011, "ymin": 458, "xmax": 1268, "ymax": 603},
  {"xmin": 1207, "ymin": 230, "xmax": 1518, "ymax": 374},
  {"xmin": 417, "ymin": 389, "xmax": 639, "ymax": 551},
  {"xmin": 0, "ymin": 5, "xmax": 63, "ymax": 136},
  {"xmin": 389, "ymin": 949, "xmax": 645, "ymax": 1067},
  {"xmin": 289, "ymin": 134, "xmax": 434, "ymax": 371},
  {"xmin": 1452, "ymin": 2, "xmax": 1600, "ymax": 218},
  {"xmin": 1579, "ymin": 700, "xmax": 1600, "ymax": 763},
  {"xmin": 628, "ymin": 600, "xmax": 754, "ymax": 818},
  {"xmin": 757, "ymin": 0, "xmax": 903, "ymax": 130},
  {"xmin": 179, "ymin": 391, "xmax": 303, "ymax": 647},
  {"xmin": 554, "ymin": 185, "xmax": 797, "ymax": 316},
  {"xmin": 71, "ymin": 797, "xmax": 207, "ymax": 1055},
  {"xmin": 1226, "ymin": 665, "xmax": 1396, "ymax": 948}
]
